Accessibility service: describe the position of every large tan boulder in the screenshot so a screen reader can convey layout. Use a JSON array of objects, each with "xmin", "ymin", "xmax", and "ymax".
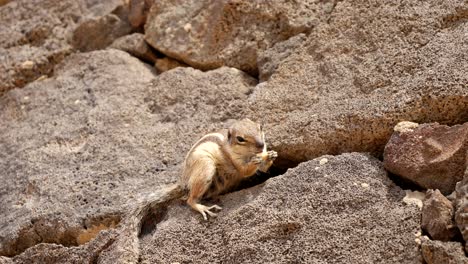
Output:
[
  {"xmin": 144, "ymin": 0, "xmax": 330, "ymax": 75},
  {"xmin": 383, "ymin": 122, "xmax": 468, "ymax": 194}
]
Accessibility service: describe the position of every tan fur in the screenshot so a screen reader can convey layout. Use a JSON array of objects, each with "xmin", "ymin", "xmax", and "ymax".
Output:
[
  {"xmin": 126, "ymin": 119, "xmax": 277, "ymax": 233},
  {"xmin": 179, "ymin": 118, "xmax": 277, "ymax": 220}
]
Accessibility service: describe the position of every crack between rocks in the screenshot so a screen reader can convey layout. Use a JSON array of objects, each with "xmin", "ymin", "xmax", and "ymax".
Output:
[{"xmin": 0, "ymin": 214, "xmax": 121, "ymax": 258}]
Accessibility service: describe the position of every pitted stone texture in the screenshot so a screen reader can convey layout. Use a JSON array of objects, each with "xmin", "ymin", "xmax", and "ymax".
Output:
[
  {"xmin": 0, "ymin": 49, "xmax": 255, "ymax": 258},
  {"xmin": 139, "ymin": 153, "xmax": 421, "ymax": 263},
  {"xmin": 0, "ymin": 0, "xmax": 123, "ymax": 95},
  {"xmin": 421, "ymin": 240, "xmax": 468, "ymax": 264},
  {"xmin": 72, "ymin": 11, "xmax": 133, "ymax": 52},
  {"xmin": 144, "ymin": 0, "xmax": 332, "ymax": 75},
  {"xmin": 422, "ymin": 189, "xmax": 459, "ymax": 241},
  {"xmin": 455, "ymin": 164, "xmax": 468, "ymax": 253},
  {"xmin": 384, "ymin": 122, "xmax": 468, "ymax": 194},
  {"xmin": 257, "ymin": 33, "xmax": 307, "ymax": 82},
  {"xmin": 246, "ymin": 0, "xmax": 468, "ymax": 166}
]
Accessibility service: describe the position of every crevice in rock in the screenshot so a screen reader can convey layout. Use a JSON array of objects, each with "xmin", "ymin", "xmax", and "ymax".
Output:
[
  {"xmin": 138, "ymin": 203, "xmax": 169, "ymax": 238},
  {"xmin": 0, "ymin": 213, "xmax": 121, "ymax": 258},
  {"xmin": 236, "ymin": 157, "xmax": 301, "ymax": 191}
]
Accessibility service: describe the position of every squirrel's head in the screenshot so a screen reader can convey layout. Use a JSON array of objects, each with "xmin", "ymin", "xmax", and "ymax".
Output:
[{"xmin": 227, "ymin": 118, "xmax": 265, "ymax": 156}]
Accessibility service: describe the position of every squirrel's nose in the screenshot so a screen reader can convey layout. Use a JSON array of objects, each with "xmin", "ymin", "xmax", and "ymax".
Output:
[{"xmin": 255, "ymin": 140, "xmax": 264, "ymax": 149}]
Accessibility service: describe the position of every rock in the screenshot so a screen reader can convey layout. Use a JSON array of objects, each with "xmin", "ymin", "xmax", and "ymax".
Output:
[
  {"xmin": 383, "ymin": 122, "xmax": 468, "ymax": 194},
  {"xmin": 128, "ymin": 0, "xmax": 153, "ymax": 28},
  {"xmin": 421, "ymin": 240, "xmax": 467, "ymax": 264},
  {"xmin": 72, "ymin": 13, "xmax": 133, "ymax": 52},
  {"xmin": 455, "ymin": 164, "xmax": 468, "ymax": 252},
  {"xmin": 245, "ymin": 0, "xmax": 468, "ymax": 166},
  {"xmin": 0, "ymin": 49, "xmax": 256, "ymax": 259},
  {"xmin": 154, "ymin": 57, "xmax": 187, "ymax": 73},
  {"xmin": 257, "ymin": 33, "xmax": 307, "ymax": 81},
  {"xmin": 0, "ymin": 0, "xmax": 124, "ymax": 95},
  {"xmin": 421, "ymin": 189, "xmax": 459, "ymax": 241},
  {"xmin": 137, "ymin": 153, "xmax": 421, "ymax": 263},
  {"xmin": 109, "ymin": 33, "xmax": 158, "ymax": 63},
  {"xmin": 144, "ymin": 0, "xmax": 331, "ymax": 75}
]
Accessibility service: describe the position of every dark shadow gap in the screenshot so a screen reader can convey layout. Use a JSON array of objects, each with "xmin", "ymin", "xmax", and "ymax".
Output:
[{"xmin": 235, "ymin": 157, "xmax": 301, "ymax": 191}]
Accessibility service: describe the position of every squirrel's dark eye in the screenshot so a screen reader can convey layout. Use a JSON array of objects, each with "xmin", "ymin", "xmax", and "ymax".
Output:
[{"xmin": 236, "ymin": 136, "xmax": 245, "ymax": 143}]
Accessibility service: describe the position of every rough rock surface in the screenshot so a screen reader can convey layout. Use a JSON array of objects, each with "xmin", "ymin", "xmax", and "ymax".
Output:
[
  {"xmin": 71, "ymin": 11, "xmax": 133, "ymax": 52},
  {"xmin": 246, "ymin": 0, "xmax": 468, "ymax": 166},
  {"xmin": 145, "ymin": 0, "xmax": 332, "ymax": 75},
  {"xmin": 109, "ymin": 33, "xmax": 157, "ymax": 63},
  {"xmin": 422, "ymin": 189, "xmax": 459, "ymax": 241},
  {"xmin": 2, "ymin": 0, "xmax": 468, "ymax": 262},
  {"xmin": 137, "ymin": 153, "xmax": 421, "ymax": 263},
  {"xmin": 0, "ymin": 0, "xmax": 123, "ymax": 95},
  {"xmin": 421, "ymin": 240, "xmax": 468, "ymax": 264},
  {"xmin": 384, "ymin": 122, "xmax": 468, "ymax": 194},
  {"xmin": 257, "ymin": 33, "xmax": 307, "ymax": 82},
  {"xmin": 455, "ymin": 164, "xmax": 468, "ymax": 253},
  {"xmin": 128, "ymin": 0, "xmax": 153, "ymax": 29},
  {"xmin": 0, "ymin": 49, "xmax": 256, "ymax": 258}
]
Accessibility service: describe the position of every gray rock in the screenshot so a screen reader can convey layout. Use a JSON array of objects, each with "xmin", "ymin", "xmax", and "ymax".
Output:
[
  {"xmin": 455, "ymin": 164, "xmax": 468, "ymax": 252},
  {"xmin": 246, "ymin": 0, "xmax": 468, "ymax": 168},
  {"xmin": 128, "ymin": 0, "xmax": 153, "ymax": 28},
  {"xmin": 0, "ymin": 49, "xmax": 256, "ymax": 259},
  {"xmin": 0, "ymin": 0, "xmax": 123, "ymax": 95},
  {"xmin": 137, "ymin": 153, "xmax": 421, "ymax": 263},
  {"xmin": 257, "ymin": 33, "xmax": 307, "ymax": 82},
  {"xmin": 71, "ymin": 13, "xmax": 133, "ymax": 52},
  {"xmin": 109, "ymin": 33, "xmax": 158, "ymax": 63},
  {"xmin": 421, "ymin": 240, "xmax": 468, "ymax": 264},
  {"xmin": 383, "ymin": 122, "xmax": 468, "ymax": 194},
  {"xmin": 144, "ymin": 0, "xmax": 329, "ymax": 75},
  {"xmin": 422, "ymin": 189, "xmax": 459, "ymax": 241}
]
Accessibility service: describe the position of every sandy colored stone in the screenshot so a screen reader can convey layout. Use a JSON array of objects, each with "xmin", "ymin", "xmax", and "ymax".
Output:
[
  {"xmin": 384, "ymin": 122, "xmax": 468, "ymax": 194},
  {"xmin": 72, "ymin": 13, "xmax": 132, "ymax": 52},
  {"xmin": 145, "ymin": 0, "xmax": 329, "ymax": 75},
  {"xmin": 422, "ymin": 189, "xmax": 459, "ymax": 241},
  {"xmin": 246, "ymin": 0, "xmax": 468, "ymax": 167},
  {"xmin": 109, "ymin": 33, "xmax": 158, "ymax": 63},
  {"xmin": 0, "ymin": 49, "xmax": 256, "ymax": 259},
  {"xmin": 137, "ymin": 153, "xmax": 421, "ymax": 263},
  {"xmin": 0, "ymin": 0, "xmax": 123, "ymax": 95},
  {"xmin": 421, "ymin": 240, "xmax": 467, "ymax": 264},
  {"xmin": 455, "ymin": 164, "xmax": 468, "ymax": 253},
  {"xmin": 128, "ymin": 0, "xmax": 153, "ymax": 28}
]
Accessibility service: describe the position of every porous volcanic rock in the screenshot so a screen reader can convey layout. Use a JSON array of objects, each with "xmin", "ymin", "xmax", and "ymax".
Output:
[
  {"xmin": 128, "ymin": 0, "xmax": 153, "ymax": 29},
  {"xmin": 71, "ymin": 11, "xmax": 133, "ymax": 52},
  {"xmin": 0, "ymin": 0, "xmax": 123, "ymax": 95},
  {"xmin": 421, "ymin": 189, "xmax": 459, "ymax": 241},
  {"xmin": 455, "ymin": 164, "xmax": 468, "ymax": 253},
  {"xmin": 109, "ymin": 33, "xmax": 158, "ymax": 63},
  {"xmin": 245, "ymin": 0, "xmax": 468, "ymax": 166},
  {"xmin": 137, "ymin": 153, "xmax": 421, "ymax": 263},
  {"xmin": 144, "ymin": 0, "xmax": 332, "ymax": 75},
  {"xmin": 421, "ymin": 240, "xmax": 468, "ymax": 264},
  {"xmin": 383, "ymin": 122, "xmax": 468, "ymax": 194},
  {"xmin": 0, "ymin": 49, "xmax": 256, "ymax": 259}
]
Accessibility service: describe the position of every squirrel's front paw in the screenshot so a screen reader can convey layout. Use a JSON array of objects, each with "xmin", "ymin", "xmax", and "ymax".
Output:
[
  {"xmin": 266, "ymin": 150, "xmax": 278, "ymax": 161},
  {"xmin": 251, "ymin": 155, "xmax": 263, "ymax": 165}
]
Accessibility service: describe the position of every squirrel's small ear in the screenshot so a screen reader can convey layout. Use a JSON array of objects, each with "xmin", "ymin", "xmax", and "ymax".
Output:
[{"xmin": 227, "ymin": 129, "xmax": 232, "ymax": 142}]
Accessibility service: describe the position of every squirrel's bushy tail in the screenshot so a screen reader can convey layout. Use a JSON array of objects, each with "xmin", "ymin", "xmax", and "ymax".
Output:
[
  {"xmin": 125, "ymin": 184, "xmax": 184, "ymax": 233},
  {"xmin": 107, "ymin": 184, "xmax": 185, "ymax": 263}
]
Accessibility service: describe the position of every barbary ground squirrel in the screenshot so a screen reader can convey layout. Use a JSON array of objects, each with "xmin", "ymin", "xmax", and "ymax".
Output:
[{"xmin": 127, "ymin": 118, "xmax": 277, "ymax": 234}]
